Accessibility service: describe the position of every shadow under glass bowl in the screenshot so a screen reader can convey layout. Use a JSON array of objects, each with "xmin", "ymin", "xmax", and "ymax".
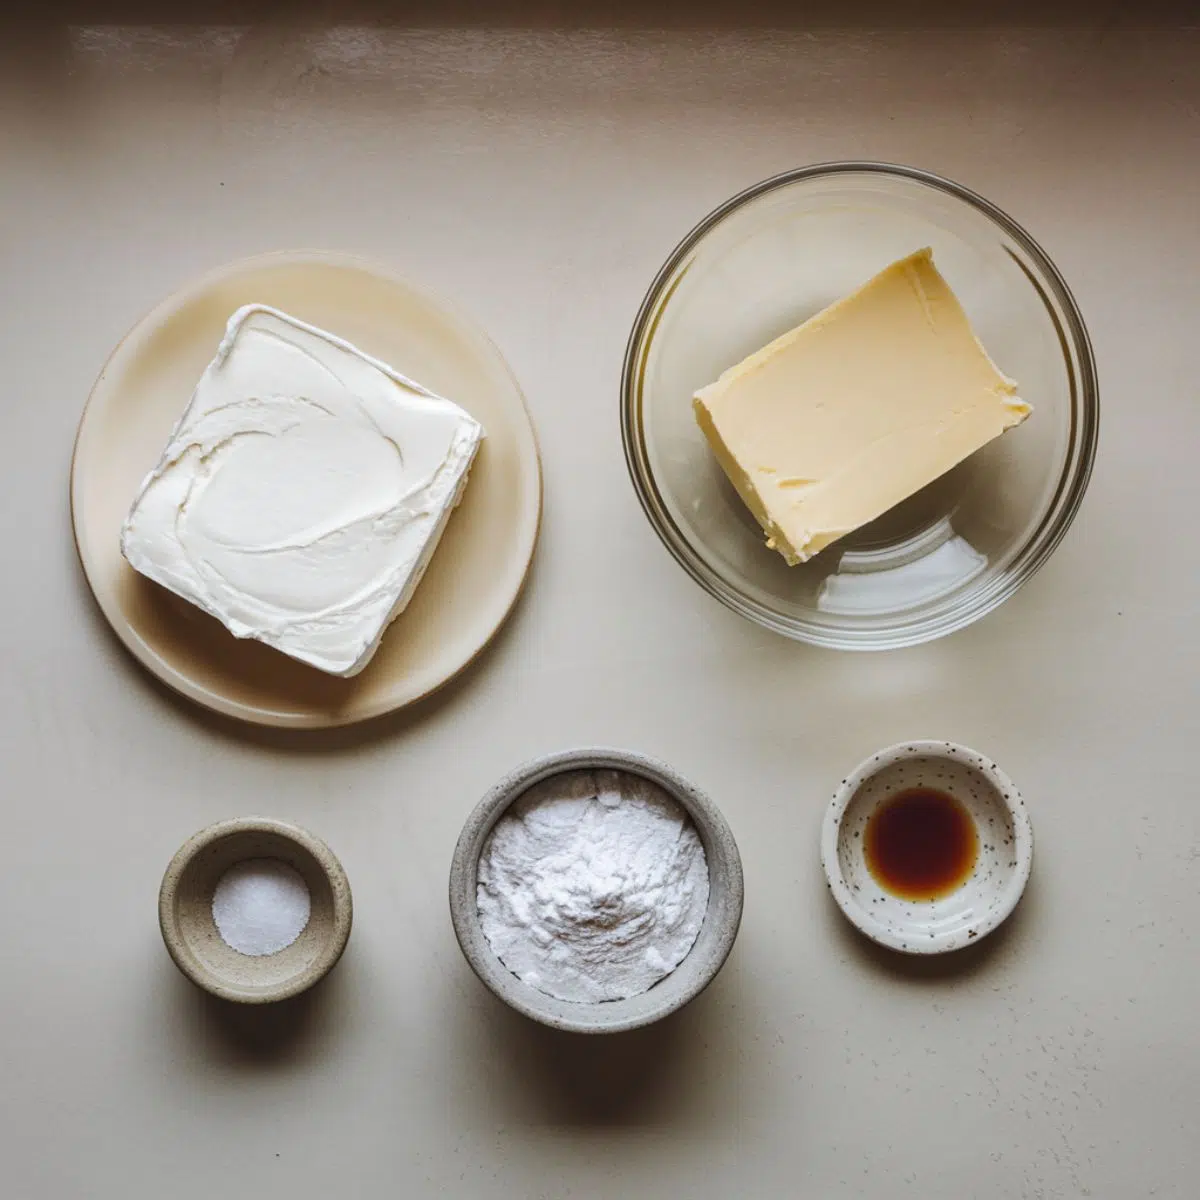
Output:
[{"xmin": 621, "ymin": 162, "xmax": 1098, "ymax": 650}]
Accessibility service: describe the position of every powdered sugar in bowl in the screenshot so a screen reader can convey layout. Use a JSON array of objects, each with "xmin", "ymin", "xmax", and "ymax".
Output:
[{"xmin": 449, "ymin": 749, "xmax": 744, "ymax": 1034}]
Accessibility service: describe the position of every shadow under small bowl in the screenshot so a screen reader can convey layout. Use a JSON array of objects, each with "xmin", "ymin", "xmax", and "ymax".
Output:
[
  {"xmin": 622, "ymin": 161, "xmax": 1098, "ymax": 650},
  {"xmin": 159, "ymin": 817, "xmax": 353, "ymax": 1004},
  {"xmin": 821, "ymin": 741, "xmax": 1033, "ymax": 954},
  {"xmin": 449, "ymin": 749, "xmax": 744, "ymax": 1034}
]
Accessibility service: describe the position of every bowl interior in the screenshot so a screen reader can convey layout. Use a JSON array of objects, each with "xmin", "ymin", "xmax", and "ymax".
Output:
[
  {"xmin": 450, "ymin": 752, "xmax": 743, "ymax": 1034},
  {"xmin": 830, "ymin": 749, "xmax": 1027, "ymax": 953},
  {"xmin": 163, "ymin": 826, "xmax": 348, "ymax": 1001},
  {"xmin": 625, "ymin": 164, "xmax": 1096, "ymax": 648}
]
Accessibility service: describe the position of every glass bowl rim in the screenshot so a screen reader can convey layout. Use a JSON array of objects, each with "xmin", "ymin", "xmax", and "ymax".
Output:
[{"xmin": 620, "ymin": 160, "xmax": 1100, "ymax": 650}]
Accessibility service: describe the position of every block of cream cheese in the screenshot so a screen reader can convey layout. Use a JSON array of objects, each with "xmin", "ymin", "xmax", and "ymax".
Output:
[
  {"xmin": 121, "ymin": 305, "xmax": 484, "ymax": 677},
  {"xmin": 693, "ymin": 248, "xmax": 1031, "ymax": 565}
]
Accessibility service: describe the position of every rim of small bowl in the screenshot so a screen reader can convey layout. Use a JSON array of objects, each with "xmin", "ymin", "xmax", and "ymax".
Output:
[
  {"xmin": 158, "ymin": 816, "xmax": 353, "ymax": 1004},
  {"xmin": 820, "ymin": 740, "xmax": 1034, "ymax": 954},
  {"xmin": 449, "ymin": 748, "xmax": 744, "ymax": 1034},
  {"xmin": 620, "ymin": 160, "xmax": 1100, "ymax": 650}
]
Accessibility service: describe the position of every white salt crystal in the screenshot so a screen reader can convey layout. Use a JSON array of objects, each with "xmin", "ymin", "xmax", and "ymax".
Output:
[{"xmin": 211, "ymin": 858, "xmax": 311, "ymax": 957}]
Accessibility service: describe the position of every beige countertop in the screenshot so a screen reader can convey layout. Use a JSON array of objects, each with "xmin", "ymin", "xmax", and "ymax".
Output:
[{"xmin": 2, "ymin": 5, "xmax": 1197, "ymax": 1197}]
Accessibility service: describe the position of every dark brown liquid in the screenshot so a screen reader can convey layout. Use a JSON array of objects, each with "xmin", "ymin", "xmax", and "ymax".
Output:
[{"xmin": 864, "ymin": 787, "xmax": 977, "ymax": 901}]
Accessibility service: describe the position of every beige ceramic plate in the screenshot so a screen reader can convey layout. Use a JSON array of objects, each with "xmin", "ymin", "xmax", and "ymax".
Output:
[{"xmin": 71, "ymin": 251, "xmax": 541, "ymax": 728}]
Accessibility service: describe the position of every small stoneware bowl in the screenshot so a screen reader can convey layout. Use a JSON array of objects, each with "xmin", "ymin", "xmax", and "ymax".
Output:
[
  {"xmin": 159, "ymin": 817, "xmax": 353, "ymax": 1003},
  {"xmin": 821, "ymin": 741, "xmax": 1032, "ymax": 954},
  {"xmin": 449, "ymin": 749, "xmax": 744, "ymax": 1034}
]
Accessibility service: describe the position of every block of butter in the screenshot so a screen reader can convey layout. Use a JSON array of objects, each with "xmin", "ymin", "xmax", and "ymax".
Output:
[{"xmin": 693, "ymin": 249, "xmax": 1031, "ymax": 565}]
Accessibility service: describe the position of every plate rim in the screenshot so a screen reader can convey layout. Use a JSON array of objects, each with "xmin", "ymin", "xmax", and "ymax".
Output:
[{"xmin": 70, "ymin": 248, "xmax": 542, "ymax": 728}]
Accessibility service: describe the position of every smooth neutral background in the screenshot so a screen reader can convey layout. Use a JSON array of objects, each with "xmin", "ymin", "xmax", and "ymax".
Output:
[{"xmin": 2, "ymin": 4, "xmax": 1197, "ymax": 1197}]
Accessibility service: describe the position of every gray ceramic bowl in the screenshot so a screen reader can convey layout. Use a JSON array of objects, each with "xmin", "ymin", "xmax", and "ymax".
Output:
[
  {"xmin": 159, "ymin": 817, "xmax": 353, "ymax": 1004},
  {"xmin": 449, "ymin": 749, "xmax": 744, "ymax": 1034}
]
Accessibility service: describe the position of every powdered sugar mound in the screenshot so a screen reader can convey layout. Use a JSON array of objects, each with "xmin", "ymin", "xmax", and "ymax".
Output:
[{"xmin": 476, "ymin": 769, "xmax": 710, "ymax": 1003}]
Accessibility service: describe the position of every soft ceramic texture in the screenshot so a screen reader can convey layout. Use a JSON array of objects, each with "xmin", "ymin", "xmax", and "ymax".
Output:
[
  {"xmin": 622, "ymin": 162, "xmax": 1098, "ymax": 650},
  {"xmin": 821, "ymin": 741, "xmax": 1033, "ymax": 954},
  {"xmin": 450, "ymin": 749, "xmax": 744, "ymax": 1034},
  {"xmin": 159, "ymin": 817, "xmax": 353, "ymax": 1004},
  {"xmin": 72, "ymin": 251, "xmax": 542, "ymax": 727}
]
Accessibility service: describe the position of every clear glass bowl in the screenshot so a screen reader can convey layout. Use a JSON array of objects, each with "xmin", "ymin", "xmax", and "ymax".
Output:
[{"xmin": 621, "ymin": 163, "xmax": 1098, "ymax": 649}]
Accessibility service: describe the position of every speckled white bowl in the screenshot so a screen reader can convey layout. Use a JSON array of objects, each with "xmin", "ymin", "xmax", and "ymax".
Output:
[{"xmin": 821, "ymin": 741, "xmax": 1033, "ymax": 954}]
